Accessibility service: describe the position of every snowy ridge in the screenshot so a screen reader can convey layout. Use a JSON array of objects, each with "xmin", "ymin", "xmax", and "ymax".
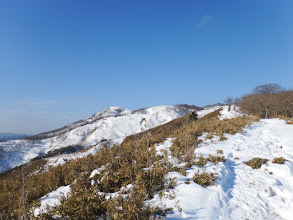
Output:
[
  {"xmin": 147, "ymin": 107, "xmax": 293, "ymax": 220},
  {"xmin": 89, "ymin": 107, "xmax": 131, "ymax": 119},
  {"xmin": 0, "ymin": 105, "xmax": 200, "ymax": 173}
]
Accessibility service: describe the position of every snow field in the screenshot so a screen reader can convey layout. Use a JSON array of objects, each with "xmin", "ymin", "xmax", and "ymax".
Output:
[{"xmin": 148, "ymin": 115, "xmax": 293, "ymax": 219}]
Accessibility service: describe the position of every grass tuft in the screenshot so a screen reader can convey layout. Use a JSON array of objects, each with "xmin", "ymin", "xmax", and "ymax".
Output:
[
  {"xmin": 193, "ymin": 171, "xmax": 216, "ymax": 187},
  {"xmin": 272, "ymin": 157, "xmax": 286, "ymax": 164},
  {"xmin": 245, "ymin": 158, "xmax": 268, "ymax": 169}
]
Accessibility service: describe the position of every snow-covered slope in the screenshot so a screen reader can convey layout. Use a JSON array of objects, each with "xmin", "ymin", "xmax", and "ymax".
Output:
[
  {"xmin": 148, "ymin": 108, "xmax": 293, "ymax": 220},
  {"xmin": 31, "ymin": 106, "xmax": 293, "ymax": 219},
  {"xmin": 0, "ymin": 105, "xmax": 200, "ymax": 173}
]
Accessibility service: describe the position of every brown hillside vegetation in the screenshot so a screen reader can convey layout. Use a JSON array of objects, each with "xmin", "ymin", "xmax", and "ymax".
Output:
[
  {"xmin": 0, "ymin": 109, "xmax": 258, "ymax": 219},
  {"xmin": 239, "ymin": 84, "xmax": 293, "ymax": 119}
]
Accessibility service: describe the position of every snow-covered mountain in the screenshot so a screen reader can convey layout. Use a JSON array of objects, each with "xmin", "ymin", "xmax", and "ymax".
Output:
[{"xmin": 0, "ymin": 105, "xmax": 201, "ymax": 173}]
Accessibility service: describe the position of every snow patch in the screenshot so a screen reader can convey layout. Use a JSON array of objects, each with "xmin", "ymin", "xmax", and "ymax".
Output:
[
  {"xmin": 34, "ymin": 185, "xmax": 71, "ymax": 217},
  {"xmin": 219, "ymin": 105, "xmax": 243, "ymax": 120}
]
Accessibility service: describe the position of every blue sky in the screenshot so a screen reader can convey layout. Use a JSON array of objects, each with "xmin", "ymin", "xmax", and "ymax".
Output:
[{"xmin": 0, "ymin": 0, "xmax": 292, "ymax": 134}]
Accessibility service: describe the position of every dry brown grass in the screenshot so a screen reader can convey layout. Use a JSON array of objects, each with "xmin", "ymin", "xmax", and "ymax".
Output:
[
  {"xmin": 278, "ymin": 116, "xmax": 293, "ymax": 124},
  {"xmin": 245, "ymin": 158, "xmax": 268, "ymax": 169},
  {"xmin": 170, "ymin": 109, "xmax": 257, "ymax": 163},
  {"xmin": 207, "ymin": 154, "xmax": 226, "ymax": 164},
  {"xmin": 196, "ymin": 156, "xmax": 208, "ymax": 167},
  {"xmin": 206, "ymin": 133, "xmax": 214, "ymax": 139},
  {"xmin": 195, "ymin": 154, "xmax": 226, "ymax": 167},
  {"xmin": 272, "ymin": 157, "xmax": 286, "ymax": 164},
  {"xmin": 193, "ymin": 171, "xmax": 216, "ymax": 187}
]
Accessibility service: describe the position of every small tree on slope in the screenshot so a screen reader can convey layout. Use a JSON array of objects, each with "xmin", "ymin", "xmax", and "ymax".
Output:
[{"xmin": 189, "ymin": 112, "xmax": 198, "ymax": 121}]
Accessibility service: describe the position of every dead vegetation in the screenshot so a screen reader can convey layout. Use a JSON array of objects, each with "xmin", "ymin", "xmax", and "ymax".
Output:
[
  {"xmin": 278, "ymin": 116, "xmax": 293, "ymax": 125},
  {"xmin": 272, "ymin": 157, "xmax": 286, "ymax": 164},
  {"xmin": 193, "ymin": 171, "xmax": 216, "ymax": 187},
  {"xmin": 238, "ymin": 84, "xmax": 293, "ymax": 119},
  {"xmin": 0, "ymin": 109, "xmax": 258, "ymax": 219},
  {"xmin": 245, "ymin": 158, "xmax": 269, "ymax": 169},
  {"xmin": 195, "ymin": 154, "xmax": 226, "ymax": 167},
  {"xmin": 207, "ymin": 154, "xmax": 226, "ymax": 164}
]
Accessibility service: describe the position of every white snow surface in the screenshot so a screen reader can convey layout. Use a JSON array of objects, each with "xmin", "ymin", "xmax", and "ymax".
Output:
[
  {"xmin": 219, "ymin": 105, "xmax": 243, "ymax": 120},
  {"xmin": 34, "ymin": 185, "xmax": 71, "ymax": 217},
  {"xmin": 0, "ymin": 105, "xmax": 199, "ymax": 173},
  {"xmin": 148, "ymin": 113, "xmax": 293, "ymax": 219}
]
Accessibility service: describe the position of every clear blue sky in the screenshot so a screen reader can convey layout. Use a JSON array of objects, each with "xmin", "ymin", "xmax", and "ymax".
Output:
[{"xmin": 0, "ymin": 0, "xmax": 292, "ymax": 134}]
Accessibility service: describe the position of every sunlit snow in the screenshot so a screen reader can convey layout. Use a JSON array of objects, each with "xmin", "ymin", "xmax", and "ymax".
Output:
[{"xmin": 148, "ymin": 107, "xmax": 293, "ymax": 220}]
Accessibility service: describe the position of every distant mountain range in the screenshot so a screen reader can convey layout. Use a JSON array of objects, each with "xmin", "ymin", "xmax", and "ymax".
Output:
[{"xmin": 0, "ymin": 133, "xmax": 29, "ymax": 141}]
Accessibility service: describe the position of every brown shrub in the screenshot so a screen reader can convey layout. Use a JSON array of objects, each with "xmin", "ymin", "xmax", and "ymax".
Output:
[
  {"xmin": 195, "ymin": 154, "xmax": 226, "ymax": 167},
  {"xmin": 206, "ymin": 133, "xmax": 214, "ymax": 139},
  {"xmin": 196, "ymin": 156, "xmax": 208, "ymax": 167},
  {"xmin": 207, "ymin": 154, "xmax": 226, "ymax": 164},
  {"xmin": 245, "ymin": 158, "xmax": 268, "ymax": 169},
  {"xmin": 272, "ymin": 157, "xmax": 286, "ymax": 164},
  {"xmin": 193, "ymin": 171, "xmax": 216, "ymax": 187}
]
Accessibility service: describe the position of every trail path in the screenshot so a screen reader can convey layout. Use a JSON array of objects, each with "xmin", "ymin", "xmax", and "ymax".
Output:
[{"xmin": 150, "ymin": 118, "xmax": 293, "ymax": 220}]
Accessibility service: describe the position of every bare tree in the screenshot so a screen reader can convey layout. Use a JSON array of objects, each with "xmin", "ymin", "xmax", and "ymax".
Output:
[
  {"xmin": 239, "ymin": 84, "xmax": 293, "ymax": 118},
  {"xmin": 253, "ymin": 83, "xmax": 284, "ymax": 94}
]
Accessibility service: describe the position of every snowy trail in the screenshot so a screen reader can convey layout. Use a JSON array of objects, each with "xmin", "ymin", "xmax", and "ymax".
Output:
[
  {"xmin": 150, "ymin": 118, "xmax": 293, "ymax": 220},
  {"xmin": 203, "ymin": 119, "xmax": 293, "ymax": 220}
]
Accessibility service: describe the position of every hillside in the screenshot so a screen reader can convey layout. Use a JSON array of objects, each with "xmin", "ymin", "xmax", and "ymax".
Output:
[
  {"xmin": 0, "ymin": 105, "xmax": 201, "ymax": 173},
  {"xmin": 1, "ymin": 105, "xmax": 293, "ymax": 219}
]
